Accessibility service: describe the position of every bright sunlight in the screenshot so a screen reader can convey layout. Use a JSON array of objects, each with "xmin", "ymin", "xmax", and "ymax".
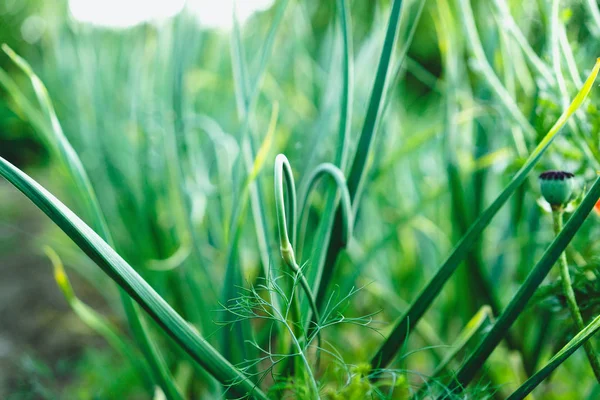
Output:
[{"xmin": 68, "ymin": 0, "xmax": 274, "ymax": 29}]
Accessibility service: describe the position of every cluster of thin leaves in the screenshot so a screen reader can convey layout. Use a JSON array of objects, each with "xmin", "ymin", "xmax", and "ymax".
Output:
[
  {"xmin": 4, "ymin": 0, "xmax": 600, "ymax": 399},
  {"xmin": 219, "ymin": 264, "xmax": 380, "ymax": 398}
]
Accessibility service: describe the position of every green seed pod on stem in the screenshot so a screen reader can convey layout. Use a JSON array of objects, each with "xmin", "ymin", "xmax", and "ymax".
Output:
[
  {"xmin": 539, "ymin": 170, "xmax": 575, "ymax": 209},
  {"xmin": 539, "ymin": 170, "xmax": 600, "ymax": 382}
]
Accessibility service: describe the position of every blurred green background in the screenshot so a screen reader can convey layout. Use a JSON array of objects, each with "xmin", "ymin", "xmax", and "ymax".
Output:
[{"xmin": 4, "ymin": 0, "xmax": 600, "ymax": 398}]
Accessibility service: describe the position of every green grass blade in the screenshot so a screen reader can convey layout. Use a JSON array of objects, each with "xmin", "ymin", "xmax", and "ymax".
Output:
[
  {"xmin": 344, "ymin": 0, "xmax": 404, "ymax": 207},
  {"xmin": 169, "ymin": 34, "xmax": 216, "ymax": 297},
  {"xmin": 1, "ymin": 45, "xmax": 187, "ymax": 398},
  {"xmin": 492, "ymin": 0, "xmax": 555, "ymax": 86},
  {"xmin": 2, "ymin": 44, "xmax": 110, "ymax": 239},
  {"xmin": 456, "ymin": 0, "xmax": 535, "ymax": 140},
  {"xmin": 247, "ymin": 0, "xmax": 289, "ymax": 109},
  {"xmin": 414, "ymin": 306, "xmax": 494, "ymax": 399},
  {"xmin": 298, "ymin": 0, "xmax": 354, "ymax": 314},
  {"xmin": 231, "ymin": 9, "xmax": 252, "ymax": 118},
  {"xmin": 0, "ymin": 156, "xmax": 267, "ymax": 400},
  {"xmin": 507, "ymin": 315, "xmax": 600, "ymax": 400},
  {"xmin": 312, "ymin": 0, "xmax": 406, "ymax": 315},
  {"xmin": 444, "ymin": 175, "xmax": 600, "ymax": 397},
  {"xmin": 431, "ymin": 307, "xmax": 493, "ymax": 377},
  {"xmin": 221, "ymin": 104, "xmax": 278, "ymax": 366},
  {"xmin": 224, "ymin": 0, "xmax": 288, "ymax": 366},
  {"xmin": 585, "ymin": 0, "xmax": 600, "ymax": 36},
  {"xmin": 336, "ymin": 0, "xmax": 353, "ymax": 172},
  {"xmin": 370, "ymin": 57, "xmax": 600, "ymax": 370},
  {"xmin": 382, "ymin": 0, "xmax": 427, "ymax": 115},
  {"xmin": 45, "ymin": 247, "xmax": 156, "ymax": 395},
  {"xmin": 229, "ymin": 0, "xmax": 288, "ymax": 272},
  {"xmin": 436, "ymin": 0, "xmax": 502, "ymax": 322},
  {"xmin": 0, "ymin": 68, "xmax": 55, "ymax": 147}
]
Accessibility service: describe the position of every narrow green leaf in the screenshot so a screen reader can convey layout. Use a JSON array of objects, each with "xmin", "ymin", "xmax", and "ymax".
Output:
[
  {"xmin": 312, "ymin": 0, "xmax": 407, "ymax": 316},
  {"xmin": 415, "ymin": 306, "xmax": 494, "ymax": 399},
  {"xmin": 371, "ymin": 57, "xmax": 600, "ymax": 369},
  {"xmin": 299, "ymin": 0, "xmax": 354, "ymax": 311},
  {"xmin": 456, "ymin": 0, "xmax": 535, "ymax": 139},
  {"xmin": 221, "ymin": 103, "xmax": 279, "ymax": 367},
  {"xmin": 492, "ymin": 0, "xmax": 555, "ymax": 86},
  {"xmin": 2, "ymin": 46, "xmax": 187, "ymax": 399},
  {"xmin": 0, "ymin": 156, "xmax": 267, "ymax": 400},
  {"xmin": 345, "ymin": 0, "xmax": 404, "ymax": 210},
  {"xmin": 507, "ymin": 315, "xmax": 600, "ymax": 400},
  {"xmin": 336, "ymin": 0, "xmax": 354, "ymax": 172},
  {"xmin": 444, "ymin": 175, "xmax": 600, "ymax": 397},
  {"xmin": 229, "ymin": 0, "xmax": 289, "ymax": 273},
  {"xmin": 224, "ymin": 0, "xmax": 289, "ymax": 366},
  {"xmin": 2, "ymin": 44, "xmax": 110, "ymax": 240},
  {"xmin": 46, "ymin": 247, "xmax": 156, "ymax": 394},
  {"xmin": 249, "ymin": 102, "xmax": 279, "ymax": 182}
]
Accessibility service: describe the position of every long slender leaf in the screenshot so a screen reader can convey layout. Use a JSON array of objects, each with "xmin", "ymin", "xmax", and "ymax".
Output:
[
  {"xmin": 298, "ymin": 0, "xmax": 354, "ymax": 321},
  {"xmin": 443, "ymin": 175, "xmax": 600, "ymax": 397},
  {"xmin": 2, "ymin": 44, "xmax": 184, "ymax": 399},
  {"xmin": 0, "ymin": 156, "xmax": 267, "ymax": 400},
  {"xmin": 507, "ymin": 314, "xmax": 600, "ymax": 400},
  {"xmin": 335, "ymin": 0, "xmax": 354, "ymax": 172},
  {"xmin": 223, "ymin": 0, "xmax": 289, "ymax": 367},
  {"xmin": 312, "ymin": 0, "xmax": 406, "ymax": 316},
  {"xmin": 2, "ymin": 44, "xmax": 110, "ymax": 240},
  {"xmin": 221, "ymin": 103, "xmax": 279, "ymax": 366},
  {"xmin": 370, "ymin": 57, "xmax": 600, "ymax": 369},
  {"xmin": 414, "ymin": 306, "xmax": 494, "ymax": 399},
  {"xmin": 229, "ymin": 0, "xmax": 289, "ymax": 273},
  {"xmin": 456, "ymin": 0, "xmax": 535, "ymax": 143},
  {"xmin": 45, "ymin": 247, "xmax": 155, "ymax": 394}
]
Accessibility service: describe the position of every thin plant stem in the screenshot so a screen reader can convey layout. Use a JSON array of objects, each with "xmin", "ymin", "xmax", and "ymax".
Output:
[
  {"xmin": 274, "ymin": 155, "xmax": 321, "ymax": 331},
  {"xmin": 273, "ymin": 299, "xmax": 320, "ymax": 399},
  {"xmin": 273, "ymin": 154, "xmax": 322, "ymax": 376},
  {"xmin": 552, "ymin": 209, "xmax": 600, "ymax": 382}
]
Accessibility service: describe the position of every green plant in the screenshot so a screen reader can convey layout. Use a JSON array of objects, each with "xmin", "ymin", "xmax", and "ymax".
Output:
[
  {"xmin": 539, "ymin": 170, "xmax": 600, "ymax": 381},
  {"xmin": 4, "ymin": 0, "xmax": 600, "ymax": 399}
]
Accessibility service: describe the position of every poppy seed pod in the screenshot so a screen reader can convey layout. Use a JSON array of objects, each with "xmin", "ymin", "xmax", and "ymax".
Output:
[{"xmin": 539, "ymin": 170, "xmax": 575, "ymax": 208}]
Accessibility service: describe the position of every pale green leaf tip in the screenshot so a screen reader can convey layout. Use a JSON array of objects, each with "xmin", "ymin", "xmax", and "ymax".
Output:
[
  {"xmin": 2, "ymin": 43, "xmax": 15, "ymax": 57},
  {"xmin": 44, "ymin": 245, "xmax": 75, "ymax": 302}
]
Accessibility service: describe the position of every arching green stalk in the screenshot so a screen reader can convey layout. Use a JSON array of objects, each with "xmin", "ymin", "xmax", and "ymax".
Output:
[
  {"xmin": 274, "ymin": 154, "xmax": 321, "ymax": 334},
  {"xmin": 0, "ymin": 156, "xmax": 267, "ymax": 400},
  {"xmin": 297, "ymin": 163, "xmax": 354, "ymax": 260},
  {"xmin": 311, "ymin": 0, "xmax": 406, "ymax": 327}
]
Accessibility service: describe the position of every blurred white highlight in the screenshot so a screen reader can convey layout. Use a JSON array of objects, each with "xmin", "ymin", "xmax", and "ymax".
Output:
[{"xmin": 68, "ymin": 0, "xmax": 274, "ymax": 29}]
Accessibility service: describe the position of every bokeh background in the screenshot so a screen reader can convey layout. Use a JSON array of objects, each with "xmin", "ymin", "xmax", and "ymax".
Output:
[{"xmin": 3, "ymin": 0, "xmax": 600, "ymax": 398}]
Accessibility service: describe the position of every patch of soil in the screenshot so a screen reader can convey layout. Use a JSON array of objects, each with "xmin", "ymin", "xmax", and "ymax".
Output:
[{"xmin": 0, "ymin": 181, "xmax": 102, "ymax": 398}]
